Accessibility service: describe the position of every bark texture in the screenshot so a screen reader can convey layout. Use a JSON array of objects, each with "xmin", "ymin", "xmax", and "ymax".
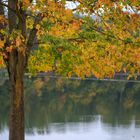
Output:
[
  {"xmin": 8, "ymin": 1, "xmax": 25, "ymax": 140},
  {"xmin": 9, "ymin": 51, "xmax": 25, "ymax": 140}
]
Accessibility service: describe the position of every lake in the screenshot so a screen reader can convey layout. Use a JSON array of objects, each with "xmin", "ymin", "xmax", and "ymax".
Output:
[{"xmin": 0, "ymin": 77, "xmax": 140, "ymax": 140}]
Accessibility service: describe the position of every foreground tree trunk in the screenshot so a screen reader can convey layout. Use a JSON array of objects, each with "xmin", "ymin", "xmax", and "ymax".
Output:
[
  {"xmin": 8, "ymin": 51, "xmax": 25, "ymax": 140},
  {"xmin": 7, "ymin": 1, "xmax": 27, "ymax": 139}
]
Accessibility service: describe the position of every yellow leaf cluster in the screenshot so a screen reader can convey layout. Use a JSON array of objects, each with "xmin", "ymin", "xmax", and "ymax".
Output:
[
  {"xmin": 26, "ymin": 17, "xmax": 34, "ymax": 29},
  {"xmin": 49, "ymin": 20, "xmax": 80, "ymax": 38},
  {"xmin": 21, "ymin": 0, "xmax": 30, "ymax": 7},
  {"xmin": 0, "ymin": 15, "xmax": 7, "ymax": 25},
  {"xmin": 0, "ymin": 55, "xmax": 5, "ymax": 68},
  {"xmin": 0, "ymin": 40, "xmax": 4, "ymax": 49}
]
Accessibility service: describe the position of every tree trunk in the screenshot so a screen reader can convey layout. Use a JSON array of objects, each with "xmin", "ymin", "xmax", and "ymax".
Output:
[{"xmin": 8, "ymin": 50, "xmax": 25, "ymax": 140}]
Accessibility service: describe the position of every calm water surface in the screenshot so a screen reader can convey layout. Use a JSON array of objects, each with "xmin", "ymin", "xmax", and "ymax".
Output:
[{"xmin": 0, "ymin": 77, "xmax": 140, "ymax": 140}]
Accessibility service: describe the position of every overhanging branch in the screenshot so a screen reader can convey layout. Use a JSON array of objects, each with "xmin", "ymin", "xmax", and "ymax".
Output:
[{"xmin": 90, "ymin": 26, "xmax": 140, "ymax": 46}]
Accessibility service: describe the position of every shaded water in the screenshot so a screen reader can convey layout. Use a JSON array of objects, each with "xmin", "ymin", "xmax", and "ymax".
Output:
[{"xmin": 0, "ymin": 77, "xmax": 140, "ymax": 140}]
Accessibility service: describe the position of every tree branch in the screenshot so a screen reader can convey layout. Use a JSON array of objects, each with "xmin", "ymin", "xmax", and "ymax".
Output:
[
  {"xmin": 90, "ymin": 26, "xmax": 140, "ymax": 46},
  {"xmin": 25, "ymin": 14, "xmax": 43, "ymax": 67},
  {"xmin": 0, "ymin": 1, "xmax": 17, "ymax": 15},
  {"xmin": 0, "ymin": 0, "xmax": 4, "ymax": 15}
]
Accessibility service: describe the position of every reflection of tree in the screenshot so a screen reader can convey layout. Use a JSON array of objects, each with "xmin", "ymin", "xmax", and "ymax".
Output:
[
  {"xmin": 121, "ymin": 82, "xmax": 140, "ymax": 122},
  {"xmin": 1, "ymin": 78, "xmax": 140, "ymax": 133},
  {"xmin": 0, "ymin": 80, "xmax": 10, "ymax": 133}
]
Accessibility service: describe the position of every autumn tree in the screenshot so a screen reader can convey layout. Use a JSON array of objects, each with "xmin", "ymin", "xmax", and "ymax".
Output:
[{"xmin": 0, "ymin": 0, "xmax": 140, "ymax": 140}]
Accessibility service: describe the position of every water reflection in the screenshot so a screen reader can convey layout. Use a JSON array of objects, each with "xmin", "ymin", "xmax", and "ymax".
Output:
[{"xmin": 0, "ymin": 77, "xmax": 140, "ymax": 140}]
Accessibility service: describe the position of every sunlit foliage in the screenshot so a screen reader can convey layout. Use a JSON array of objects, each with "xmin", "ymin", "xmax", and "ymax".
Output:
[{"xmin": 0, "ymin": 0, "xmax": 140, "ymax": 79}]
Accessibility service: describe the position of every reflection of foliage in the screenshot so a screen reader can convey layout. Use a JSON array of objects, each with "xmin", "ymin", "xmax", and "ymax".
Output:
[
  {"xmin": 122, "ymin": 83, "xmax": 140, "ymax": 110},
  {"xmin": 1, "ymin": 78, "xmax": 140, "ymax": 133},
  {"xmin": 24, "ymin": 78, "xmax": 140, "ymax": 128}
]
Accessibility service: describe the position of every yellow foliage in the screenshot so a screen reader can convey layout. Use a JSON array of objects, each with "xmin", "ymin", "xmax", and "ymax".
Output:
[
  {"xmin": 36, "ymin": 24, "xmax": 41, "ymax": 30},
  {"xmin": 0, "ymin": 55, "xmax": 5, "ymax": 68},
  {"xmin": 16, "ymin": 37, "xmax": 22, "ymax": 47},
  {"xmin": 1, "ymin": 0, "xmax": 140, "ymax": 80},
  {"xmin": 0, "ymin": 40, "xmax": 4, "ymax": 49},
  {"xmin": 26, "ymin": 18, "xmax": 34, "ymax": 29},
  {"xmin": 21, "ymin": 0, "xmax": 30, "ymax": 7}
]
